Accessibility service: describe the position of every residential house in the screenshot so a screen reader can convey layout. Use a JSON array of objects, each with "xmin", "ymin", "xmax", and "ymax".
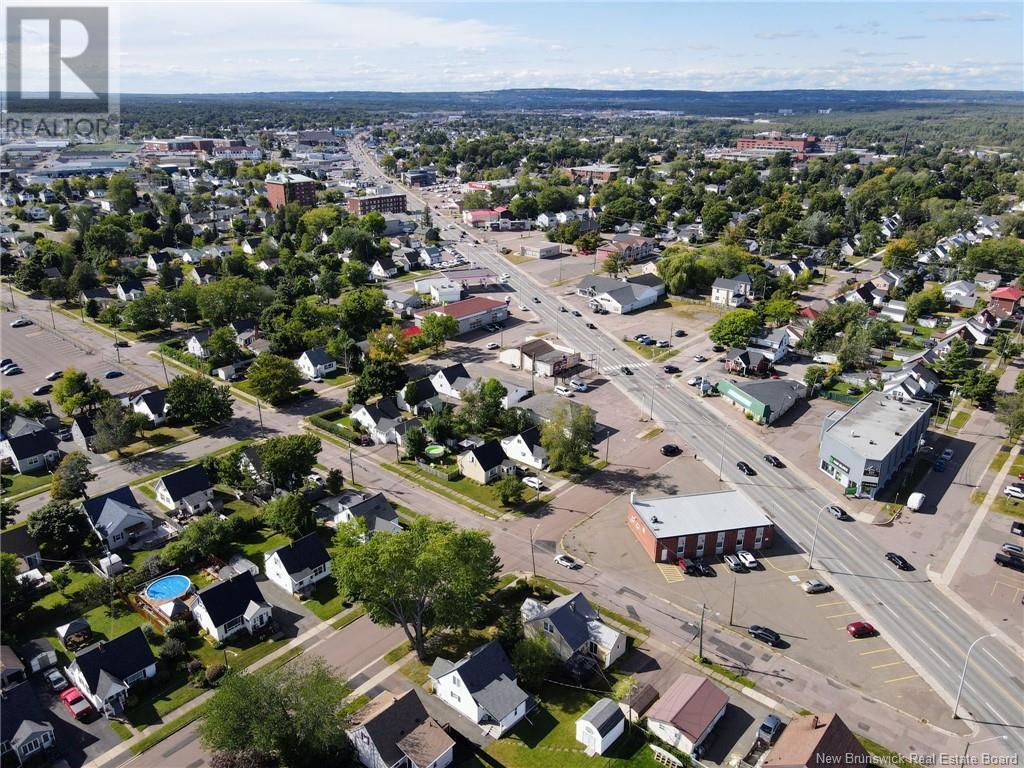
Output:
[
  {"xmin": 66, "ymin": 628, "xmax": 157, "ymax": 718},
  {"xmin": 1, "ymin": 647, "xmax": 26, "ymax": 689},
  {"xmin": 762, "ymin": 712, "xmax": 869, "ymax": 768},
  {"xmin": 430, "ymin": 364, "xmax": 473, "ymax": 400},
  {"xmin": 872, "ymin": 270, "xmax": 904, "ymax": 294},
  {"xmin": 0, "ymin": 527, "xmax": 42, "ymax": 573},
  {"xmin": 428, "ymin": 640, "xmax": 529, "ymax": 737},
  {"xmin": 229, "ymin": 318, "xmax": 259, "ymax": 348},
  {"xmin": 384, "ymin": 290, "xmax": 423, "ymax": 318},
  {"xmin": 879, "ymin": 300, "xmax": 908, "ymax": 323},
  {"xmin": 626, "ymin": 273, "xmax": 667, "ymax": 298},
  {"xmin": 188, "ymin": 265, "xmax": 218, "ymax": 285},
  {"xmin": 264, "ymin": 533, "xmax": 331, "ymax": 596},
  {"xmin": 974, "ymin": 272, "xmax": 1001, "ymax": 291},
  {"xmin": 974, "ymin": 215, "xmax": 1002, "ymax": 239},
  {"xmin": 499, "ymin": 337, "xmax": 580, "ymax": 377},
  {"xmin": 347, "ymin": 689, "xmax": 455, "ymax": 768},
  {"xmin": 991, "ymin": 286, "xmax": 1024, "ymax": 314},
  {"xmin": 645, "ymin": 673, "xmax": 728, "ymax": 755},
  {"xmin": 351, "ymin": 399, "xmax": 405, "ymax": 445},
  {"xmin": 131, "ymin": 388, "xmax": 168, "ymax": 425},
  {"xmin": 413, "ymin": 297, "xmax": 508, "ymax": 335},
  {"xmin": 396, "ymin": 379, "xmax": 443, "ymax": 415},
  {"xmin": 191, "ymin": 571, "xmax": 272, "ymax": 642},
  {"xmin": 370, "ymin": 258, "xmax": 399, "ymax": 281},
  {"xmin": 942, "ymin": 280, "xmax": 977, "ymax": 309},
  {"xmin": 500, "ymin": 427, "xmax": 548, "ymax": 470},
  {"xmin": 882, "ymin": 362, "xmax": 940, "ymax": 402},
  {"xmin": 318, "ymin": 492, "xmax": 402, "ymax": 537},
  {"xmin": 418, "ymin": 246, "xmax": 443, "ymax": 268},
  {"xmin": 723, "ymin": 347, "xmax": 772, "ymax": 376},
  {"xmin": 79, "ymin": 286, "xmax": 115, "ymax": 306},
  {"xmin": 186, "ymin": 329, "xmax": 213, "ymax": 359},
  {"xmin": 457, "ymin": 441, "xmax": 508, "ymax": 485},
  {"xmin": 241, "ymin": 237, "xmax": 261, "ymax": 255},
  {"xmin": 146, "ymin": 251, "xmax": 172, "ymax": 272},
  {"xmin": 116, "ymin": 280, "xmax": 145, "ymax": 302},
  {"xmin": 0, "ymin": 431, "xmax": 60, "ymax": 474},
  {"xmin": 842, "ymin": 281, "xmax": 881, "ymax": 307},
  {"xmin": 296, "ymin": 347, "xmax": 337, "ymax": 380},
  {"xmin": 520, "ymin": 592, "xmax": 626, "ymax": 670},
  {"xmin": 880, "ymin": 214, "xmax": 901, "ymax": 240},
  {"xmin": 748, "ymin": 327, "xmax": 790, "ymax": 363},
  {"xmin": 81, "ymin": 486, "xmax": 153, "ymax": 552},
  {"xmin": 575, "ymin": 275, "xmax": 659, "ymax": 315},
  {"xmin": 575, "ymin": 698, "xmax": 625, "ymax": 757},
  {"xmin": 596, "ymin": 235, "xmax": 657, "ymax": 263},
  {"xmin": 710, "ymin": 274, "xmax": 753, "ymax": 306},
  {"xmin": 154, "ymin": 464, "xmax": 214, "ymax": 514},
  {"xmin": 0, "ymin": 682, "xmax": 55, "ymax": 765}
]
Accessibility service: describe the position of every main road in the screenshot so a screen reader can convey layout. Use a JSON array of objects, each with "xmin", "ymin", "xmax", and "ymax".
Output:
[{"xmin": 351, "ymin": 141, "xmax": 1024, "ymax": 755}]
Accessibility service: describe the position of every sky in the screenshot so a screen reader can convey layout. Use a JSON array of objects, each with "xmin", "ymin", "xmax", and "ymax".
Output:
[{"xmin": 11, "ymin": 0, "xmax": 1024, "ymax": 93}]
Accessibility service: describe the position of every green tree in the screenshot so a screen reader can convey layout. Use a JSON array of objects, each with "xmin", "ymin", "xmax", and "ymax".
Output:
[
  {"xmin": 477, "ymin": 379, "xmax": 508, "ymax": 431},
  {"xmin": 541, "ymin": 401, "xmax": 595, "ymax": 474},
  {"xmin": 91, "ymin": 399, "xmax": 145, "ymax": 454},
  {"xmin": 2, "ymin": 553, "xmax": 33, "ymax": 618},
  {"xmin": 1015, "ymin": 369, "xmax": 1024, "ymax": 393},
  {"xmin": 108, "ymin": 172, "xmax": 139, "ymax": 215},
  {"xmin": 166, "ymin": 375, "xmax": 234, "ymax": 427},
  {"xmin": 420, "ymin": 313, "xmax": 459, "ymax": 353},
  {"xmin": 803, "ymin": 365, "xmax": 827, "ymax": 390},
  {"xmin": 52, "ymin": 368, "xmax": 105, "ymax": 416},
  {"xmin": 262, "ymin": 493, "xmax": 316, "ymax": 539},
  {"xmin": 601, "ymin": 252, "xmax": 629, "ymax": 278},
  {"xmin": 52, "ymin": 565, "xmax": 73, "ymax": 595},
  {"xmin": 996, "ymin": 392, "xmax": 1024, "ymax": 436},
  {"xmin": 403, "ymin": 426, "xmax": 427, "ymax": 460},
  {"xmin": 163, "ymin": 515, "xmax": 235, "ymax": 568},
  {"xmin": 325, "ymin": 468, "xmax": 344, "ymax": 495},
  {"xmin": 199, "ymin": 658, "xmax": 352, "ymax": 768},
  {"xmin": 332, "ymin": 518, "xmax": 499, "ymax": 660},
  {"xmin": 256, "ymin": 434, "xmax": 322, "ymax": 489},
  {"xmin": 50, "ymin": 452, "xmax": 95, "ymax": 500},
  {"xmin": 961, "ymin": 369, "xmax": 998, "ymax": 405},
  {"xmin": 198, "ymin": 277, "xmax": 273, "ymax": 327},
  {"xmin": 0, "ymin": 499, "xmax": 16, "ymax": 529},
  {"xmin": 367, "ymin": 323, "xmax": 410, "ymax": 363},
  {"xmin": 701, "ymin": 199, "xmax": 731, "ymax": 239},
  {"xmin": 347, "ymin": 360, "xmax": 407, "ymax": 405},
  {"xmin": 512, "ymin": 635, "xmax": 554, "ymax": 691},
  {"xmin": 708, "ymin": 308, "xmax": 761, "ymax": 349},
  {"xmin": 246, "ymin": 354, "xmax": 303, "ymax": 404},
  {"xmin": 27, "ymin": 500, "xmax": 91, "ymax": 556},
  {"xmin": 762, "ymin": 298, "xmax": 797, "ymax": 327},
  {"xmin": 936, "ymin": 337, "xmax": 972, "ymax": 385},
  {"xmin": 494, "ymin": 475, "xmax": 524, "ymax": 506},
  {"xmin": 205, "ymin": 327, "xmax": 244, "ymax": 366},
  {"xmin": 326, "ymin": 329, "xmax": 357, "ymax": 373}
]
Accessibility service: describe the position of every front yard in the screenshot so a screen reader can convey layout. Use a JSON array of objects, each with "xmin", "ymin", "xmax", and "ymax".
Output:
[
  {"xmin": 1, "ymin": 470, "xmax": 52, "ymax": 500},
  {"xmin": 109, "ymin": 424, "xmax": 194, "ymax": 459},
  {"xmin": 384, "ymin": 461, "xmax": 553, "ymax": 518}
]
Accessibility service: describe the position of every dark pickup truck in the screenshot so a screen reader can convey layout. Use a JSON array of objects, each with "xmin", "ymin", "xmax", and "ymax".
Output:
[{"xmin": 995, "ymin": 552, "xmax": 1024, "ymax": 571}]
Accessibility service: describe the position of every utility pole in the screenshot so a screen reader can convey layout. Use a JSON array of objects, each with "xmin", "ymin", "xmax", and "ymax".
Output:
[
  {"xmin": 255, "ymin": 397, "xmax": 266, "ymax": 438},
  {"xmin": 113, "ymin": 331, "xmax": 121, "ymax": 363},
  {"xmin": 717, "ymin": 425, "xmax": 728, "ymax": 481},
  {"xmin": 697, "ymin": 603, "xmax": 707, "ymax": 663},
  {"xmin": 729, "ymin": 574, "xmax": 737, "ymax": 625},
  {"xmin": 159, "ymin": 354, "xmax": 170, "ymax": 387},
  {"xmin": 48, "ymin": 300, "xmax": 56, "ymax": 329},
  {"xmin": 808, "ymin": 504, "xmax": 827, "ymax": 570},
  {"xmin": 348, "ymin": 443, "xmax": 356, "ymax": 484},
  {"xmin": 529, "ymin": 523, "xmax": 541, "ymax": 577}
]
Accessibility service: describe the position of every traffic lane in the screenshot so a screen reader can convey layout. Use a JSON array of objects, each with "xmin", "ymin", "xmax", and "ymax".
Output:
[{"xmin": 309, "ymin": 615, "xmax": 407, "ymax": 678}]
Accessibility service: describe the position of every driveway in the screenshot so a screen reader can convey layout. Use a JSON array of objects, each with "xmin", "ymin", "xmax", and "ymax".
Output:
[{"xmin": 30, "ymin": 675, "xmax": 123, "ymax": 768}]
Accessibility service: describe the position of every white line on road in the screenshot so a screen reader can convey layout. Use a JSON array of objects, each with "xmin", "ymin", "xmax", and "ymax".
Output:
[
  {"xmin": 928, "ymin": 646, "xmax": 952, "ymax": 668},
  {"xmin": 983, "ymin": 648, "xmax": 1012, "ymax": 676},
  {"xmin": 926, "ymin": 600, "xmax": 954, "ymax": 624}
]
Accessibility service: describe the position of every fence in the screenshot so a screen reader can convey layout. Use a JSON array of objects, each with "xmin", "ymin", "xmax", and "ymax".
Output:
[
  {"xmin": 820, "ymin": 390, "xmax": 861, "ymax": 405},
  {"xmin": 415, "ymin": 459, "xmax": 462, "ymax": 481}
]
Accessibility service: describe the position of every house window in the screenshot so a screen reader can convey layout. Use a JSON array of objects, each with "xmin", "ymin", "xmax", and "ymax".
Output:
[
  {"xmin": 22, "ymin": 738, "xmax": 40, "ymax": 754},
  {"xmin": 113, "ymin": 532, "xmax": 124, "ymax": 542},
  {"xmin": 449, "ymin": 691, "xmax": 460, "ymax": 703},
  {"xmin": 543, "ymin": 620, "xmax": 554, "ymax": 634},
  {"xmin": 225, "ymin": 616, "xmax": 244, "ymax": 632}
]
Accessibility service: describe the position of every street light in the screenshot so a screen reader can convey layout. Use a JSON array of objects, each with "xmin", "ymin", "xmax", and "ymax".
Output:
[
  {"xmin": 807, "ymin": 504, "xmax": 829, "ymax": 570},
  {"xmin": 529, "ymin": 522, "xmax": 542, "ymax": 577},
  {"xmin": 717, "ymin": 425, "xmax": 729, "ymax": 481},
  {"xmin": 952, "ymin": 634, "xmax": 994, "ymax": 719}
]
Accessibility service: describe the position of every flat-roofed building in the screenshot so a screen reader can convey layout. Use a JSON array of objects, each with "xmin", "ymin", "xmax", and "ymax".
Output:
[
  {"xmin": 818, "ymin": 391, "xmax": 931, "ymax": 499},
  {"xmin": 627, "ymin": 490, "xmax": 774, "ymax": 563},
  {"xmin": 347, "ymin": 191, "xmax": 407, "ymax": 216}
]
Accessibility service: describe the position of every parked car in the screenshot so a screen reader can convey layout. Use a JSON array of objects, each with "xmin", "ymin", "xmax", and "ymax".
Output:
[
  {"xmin": 696, "ymin": 559, "xmax": 716, "ymax": 577},
  {"xmin": 941, "ymin": 448, "xmax": 954, "ymax": 462},
  {"xmin": 554, "ymin": 553, "xmax": 580, "ymax": 569},
  {"xmin": 1012, "ymin": 521, "xmax": 1024, "ymax": 537},
  {"xmin": 485, "ymin": 342, "xmax": 500, "ymax": 350},
  {"xmin": 56, "ymin": 428, "xmax": 72, "ymax": 442},
  {"xmin": 885, "ymin": 552, "xmax": 913, "ymax": 571},
  {"xmin": 656, "ymin": 340, "xmax": 670, "ymax": 348},
  {"xmin": 846, "ymin": 621, "xmax": 876, "ymax": 638},
  {"xmin": 633, "ymin": 334, "xmax": 649, "ymax": 342},
  {"xmin": 31, "ymin": 384, "xmax": 52, "ymax": 396},
  {"xmin": 523, "ymin": 476, "xmax": 544, "ymax": 491},
  {"xmin": 532, "ymin": 297, "xmax": 541, "ymax": 304},
  {"xmin": 687, "ymin": 377, "xmax": 702, "ymax": 386},
  {"xmin": 2, "ymin": 366, "xmax": 22, "ymax": 376},
  {"xmin": 571, "ymin": 310, "xmax": 582, "ymax": 317},
  {"xmin": 103, "ymin": 370, "xmax": 123, "ymax": 379},
  {"xmin": 641, "ymin": 338, "xmax": 657, "ymax": 346},
  {"xmin": 1005, "ymin": 484, "xmax": 1024, "ymax": 499},
  {"xmin": 113, "ymin": 340, "xmax": 129, "ymax": 348},
  {"xmin": 46, "ymin": 370, "xmax": 64, "ymax": 381},
  {"xmin": 569, "ymin": 378, "xmax": 588, "ymax": 392},
  {"xmin": 559, "ymin": 305, "xmax": 568, "ymax": 313},
  {"xmin": 10, "ymin": 317, "xmax": 32, "ymax": 328},
  {"xmin": 663, "ymin": 365, "xmax": 680, "ymax": 374},
  {"xmin": 1001, "ymin": 542, "xmax": 1024, "ymax": 557},
  {"xmin": 758, "ymin": 714, "xmax": 784, "ymax": 744},
  {"xmin": 747, "ymin": 625, "xmax": 782, "ymax": 646},
  {"xmin": 679, "ymin": 558, "xmax": 701, "ymax": 576},
  {"xmin": 736, "ymin": 461, "xmax": 756, "ymax": 476},
  {"xmin": 736, "ymin": 550, "xmax": 758, "ymax": 569},
  {"xmin": 45, "ymin": 668, "xmax": 69, "ymax": 692},
  {"xmin": 801, "ymin": 579, "xmax": 832, "ymax": 594},
  {"xmin": 712, "ymin": 344, "xmax": 725, "ymax": 352},
  {"xmin": 995, "ymin": 552, "xmax": 1024, "ymax": 571},
  {"xmin": 694, "ymin": 354, "xmax": 706, "ymax": 362},
  {"xmin": 60, "ymin": 687, "xmax": 95, "ymax": 720},
  {"xmin": 586, "ymin": 322, "xmax": 597, "ymax": 329},
  {"xmin": 674, "ymin": 329, "xmax": 687, "ymax": 337},
  {"xmin": 933, "ymin": 459, "xmax": 946, "ymax": 472},
  {"xmin": 763, "ymin": 454, "xmax": 784, "ymax": 468},
  {"xmin": 660, "ymin": 444, "xmax": 681, "ymax": 457},
  {"xmin": 554, "ymin": 385, "xmax": 574, "ymax": 398},
  {"xmin": 724, "ymin": 554, "xmax": 746, "ymax": 572}
]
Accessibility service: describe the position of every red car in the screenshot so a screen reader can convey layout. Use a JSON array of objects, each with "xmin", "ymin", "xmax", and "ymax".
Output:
[
  {"xmin": 60, "ymin": 687, "xmax": 95, "ymax": 720},
  {"xmin": 846, "ymin": 621, "xmax": 876, "ymax": 638}
]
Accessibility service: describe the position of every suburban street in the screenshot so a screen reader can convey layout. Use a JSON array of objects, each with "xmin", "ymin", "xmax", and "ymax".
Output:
[{"xmin": 351, "ymin": 142, "xmax": 1024, "ymax": 756}]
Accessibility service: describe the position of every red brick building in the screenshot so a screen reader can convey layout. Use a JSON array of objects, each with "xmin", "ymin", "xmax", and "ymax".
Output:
[
  {"xmin": 570, "ymin": 164, "xmax": 619, "ymax": 185},
  {"xmin": 735, "ymin": 133, "xmax": 817, "ymax": 155},
  {"xmin": 266, "ymin": 172, "xmax": 317, "ymax": 210},
  {"xmin": 627, "ymin": 490, "xmax": 774, "ymax": 563},
  {"xmin": 346, "ymin": 192, "xmax": 407, "ymax": 216}
]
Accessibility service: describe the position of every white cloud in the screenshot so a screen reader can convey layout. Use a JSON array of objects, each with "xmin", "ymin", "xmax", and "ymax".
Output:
[
  {"xmin": 754, "ymin": 31, "xmax": 804, "ymax": 40},
  {"xmin": 929, "ymin": 11, "xmax": 1010, "ymax": 22}
]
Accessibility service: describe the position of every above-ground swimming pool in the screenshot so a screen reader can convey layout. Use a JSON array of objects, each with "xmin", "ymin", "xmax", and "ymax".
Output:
[{"xmin": 144, "ymin": 575, "xmax": 192, "ymax": 601}]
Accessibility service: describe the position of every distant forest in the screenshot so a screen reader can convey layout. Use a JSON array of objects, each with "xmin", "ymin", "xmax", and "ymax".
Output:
[{"xmin": 118, "ymin": 88, "xmax": 1024, "ymax": 151}]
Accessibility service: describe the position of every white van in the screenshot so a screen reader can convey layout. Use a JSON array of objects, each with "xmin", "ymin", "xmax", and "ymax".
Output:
[
  {"xmin": 554, "ymin": 385, "xmax": 574, "ymax": 397},
  {"xmin": 907, "ymin": 492, "xmax": 926, "ymax": 511}
]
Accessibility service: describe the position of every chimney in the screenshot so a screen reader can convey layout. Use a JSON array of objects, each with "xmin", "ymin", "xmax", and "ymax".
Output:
[
  {"xmin": 630, "ymin": 490, "xmax": 636, "ymax": 505},
  {"xmin": 812, "ymin": 715, "xmax": 820, "ymax": 729}
]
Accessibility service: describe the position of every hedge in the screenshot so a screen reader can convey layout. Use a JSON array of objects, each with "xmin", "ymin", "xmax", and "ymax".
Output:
[{"xmin": 159, "ymin": 342, "xmax": 213, "ymax": 375}]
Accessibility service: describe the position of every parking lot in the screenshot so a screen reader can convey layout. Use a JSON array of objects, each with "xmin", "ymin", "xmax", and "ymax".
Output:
[{"xmin": 562, "ymin": 446, "xmax": 952, "ymax": 726}]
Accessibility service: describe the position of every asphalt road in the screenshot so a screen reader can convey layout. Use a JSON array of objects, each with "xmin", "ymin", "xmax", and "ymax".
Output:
[{"xmin": 353, "ymin": 143, "xmax": 1024, "ymax": 755}]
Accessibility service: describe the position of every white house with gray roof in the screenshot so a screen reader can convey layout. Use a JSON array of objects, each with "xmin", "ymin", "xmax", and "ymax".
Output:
[
  {"xmin": 575, "ymin": 275, "xmax": 659, "ymax": 314},
  {"xmin": 520, "ymin": 592, "xmax": 625, "ymax": 669},
  {"xmin": 428, "ymin": 640, "xmax": 529, "ymax": 738},
  {"xmin": 81, "ymin": 487, "xmax": 153, "ymax": 552},
  {"xmin": 710, "ymin": 273, "xmax": 753, "ymax": 306}
]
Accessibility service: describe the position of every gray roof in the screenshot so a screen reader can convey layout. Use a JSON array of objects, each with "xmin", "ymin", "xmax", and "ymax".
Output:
[
  {"xmin": 428, "ymin": 640, "xmax": 528, "ymax": 722},
  {"xmin": 521, "ymin": 592, "xmax": 598, "ymax": 651},
  {"xmin": 726, "ymin": 379, "xmax": 806, "ymax": 415},
  {"xmin": 90, "ymin": 497, "xmax": 152, "ymax": 541},
  {"xmin": 579, "ymin": 697, "xmax": 624, "ymax": 736},
  {"xmin": 821, "ymin": 391, "xmax": 932, "ymax": 461},
  {"xmin": 301, "ymin": 346, "xmax": 334, "ymax": 367}
]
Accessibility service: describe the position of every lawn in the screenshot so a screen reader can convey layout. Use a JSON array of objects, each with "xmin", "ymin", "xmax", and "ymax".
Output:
[
  {"xmin": 110, "ymin": 425, "xmax": 194, "ymax": 459},
  {"xmin": 384, "ymin": 461, "xmax": 552, "ymax": 518},
  {"xmin": 1, "ymin": 471, "xmax": 52, "ymax": 499},
  {"xmin": 486, "ymin": 683, "xmax": 661, "ymax": 768},
  {"xmin": 303, "ymin": 579, "xmax": 350, "ymax": 621},
  {"xmin": 623, "ymin": 339, "xmax": 678, "ymax": 362}
]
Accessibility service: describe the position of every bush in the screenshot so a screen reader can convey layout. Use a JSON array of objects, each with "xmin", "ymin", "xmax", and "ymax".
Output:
[
  {"xmin": 205, "ymin": 663, "xmax": 226, "ymax": 685},
  {"xmin": 186, "ymin": 658, "xmax": 205, "ymax": 675},
  {"xmin": 160, "ymin": 638, "xmax": 187, "ymax": 662},
  {"xmin": 159, "ymin": 342, "xmax": 214, "ymax": 375},
  {"xmin": 141, "ymin": 624, "xmax": 160, "ymax": 644},
  {"xmin": 166, "ymin": 620, "xmax": 190, "ymax": 640}
]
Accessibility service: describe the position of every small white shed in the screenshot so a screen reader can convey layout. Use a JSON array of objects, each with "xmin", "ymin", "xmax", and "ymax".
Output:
[{"xmin": 576, "ymin": 697, "xmax": 625, "ymax": 756}]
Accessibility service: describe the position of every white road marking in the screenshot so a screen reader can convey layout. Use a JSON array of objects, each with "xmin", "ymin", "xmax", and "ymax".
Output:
[
  {"xmin": 926, "ymin": 600, "xmax": 954, "ymax": 624},
  {"xmin": 928, "ymin": 646, "xmax": 951, "ymax": 668},
  {"xmin": 982, "ymin": 648, "xmax": 1012, "ymax": 676}
]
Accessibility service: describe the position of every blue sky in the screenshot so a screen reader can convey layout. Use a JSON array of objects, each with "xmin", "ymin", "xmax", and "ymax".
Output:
[{"xmin": 103, "ymin": 1, "xmax": 1022, "ymax": 92}]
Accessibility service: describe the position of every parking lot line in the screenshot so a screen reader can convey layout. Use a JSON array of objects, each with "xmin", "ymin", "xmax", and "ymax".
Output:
[
  {"xmin": 884, "ymin": 674, "xmax": 920, "ymax": 684},
  {"xmin": 764, "ymin": 558, "xmax": 807, "ymax": 575},
  {"xmin": 656, "ymin": 564, "xmax": 685, "ymax": 583},
  {"xmin": 825, "ymin": 611, "xmax": 858, "ymax": 619},
  {"xmin": 860, "ymin": 648, "xmax": 896, "ymax": 656},
  {"xmin": 871, "ymin": 661, "xmax": 905, "ymax": 670},
  {"xmin": 815, "ymin": 601, "xmax": 845, "ymax": 608}
]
